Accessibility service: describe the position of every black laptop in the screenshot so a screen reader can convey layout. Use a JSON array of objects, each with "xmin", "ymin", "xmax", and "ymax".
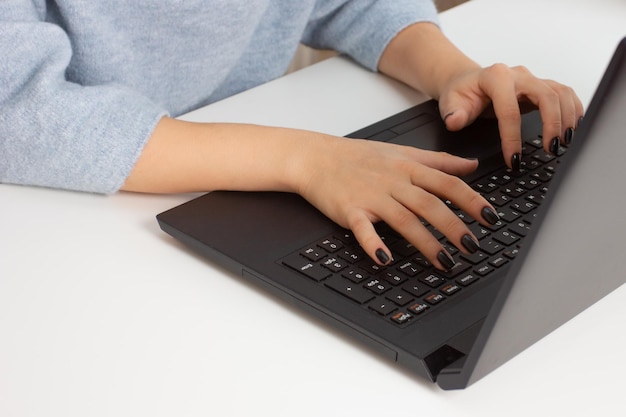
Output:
[{"xmin": 157, "ymin": 38, "xmax": 626, "ymax": 389}]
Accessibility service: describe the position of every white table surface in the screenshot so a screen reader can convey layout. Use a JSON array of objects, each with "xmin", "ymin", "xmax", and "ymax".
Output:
[{"xmin": 2, "ymin": 1, "xmax": 625, "ymax": 416}]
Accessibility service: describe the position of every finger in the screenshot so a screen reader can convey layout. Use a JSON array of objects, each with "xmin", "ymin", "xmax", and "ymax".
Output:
[
  {"xmin": 382, "ymin": 190, "xmax": 460, "ymax": 271},
  {"xmin": 409, "ymin": 148, "xmax": 479, "ymax": 177},
  {"xmin": 398, "ymin": 166, "xmax": 492, "ymax": 258},
  {"xmin": 478, "ymin": 64, "xmax": 524, "ymax": 170},
  {"xmin": 438, "ymin": 76, "xmax": 491, "ymax": 132},
  {"xmin": 409, "ymin": 163, "xmax": 498, "ymax": 231},
  {"xmin": 544, "ymin": 80, "xmax": 584, "ymax": 146},
  {"xmin": 441, "ymin": 105, "xmax": 473, "ymax": 132},
  {"xmin": 501, "ymin": 67, "xmax": 564, "ymax": 155},
  {"xmin": 346, "ymin": 210, "xmax": 393, "ymax": 266},
  {"xmin": 348, "ymin": 200, "xmax": 458, "ymax": 271}
]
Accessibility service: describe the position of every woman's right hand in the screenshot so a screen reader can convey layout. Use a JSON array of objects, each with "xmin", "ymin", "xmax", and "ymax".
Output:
[{"xmin": 293, "ymin": 135, "xmax": 500, "ymax": 270}]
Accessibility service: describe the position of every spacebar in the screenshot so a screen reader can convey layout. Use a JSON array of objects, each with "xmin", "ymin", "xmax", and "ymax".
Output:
[{"xmin": 324, "ymin": 276, "xmax": 375, "ymax": 304}]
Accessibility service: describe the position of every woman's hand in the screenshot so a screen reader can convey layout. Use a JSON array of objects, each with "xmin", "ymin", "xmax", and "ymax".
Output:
[
  {"xmin": 379, "ymin": 22, "xmax": 584, "ymax": 170},
  {"xmin": 437, "ymin": 64, "xmax": 584, "ymax": 169},
  {"xmin": 295, "ymin": 135, "xmax": 499, "ymax": 270}
]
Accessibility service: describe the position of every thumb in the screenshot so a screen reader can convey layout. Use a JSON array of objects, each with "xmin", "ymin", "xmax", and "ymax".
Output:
[
  {"xmin": 439, "ymin": 91, "xmax": 490, "ymax": 131},
  {"xmin": 441, "ymin": 107, "xmax": 472, "ymax": 132}
]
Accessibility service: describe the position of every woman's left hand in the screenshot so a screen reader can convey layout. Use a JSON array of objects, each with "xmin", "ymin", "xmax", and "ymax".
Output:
[{"xmin": 437, "ymin": 64, "xmax": 584, "ymax": 170}]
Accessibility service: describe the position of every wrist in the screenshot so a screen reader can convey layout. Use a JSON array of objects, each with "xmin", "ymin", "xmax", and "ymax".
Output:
[{"xmin": 379, "ymin": 22, "xmax": 480, "ymax": 99}]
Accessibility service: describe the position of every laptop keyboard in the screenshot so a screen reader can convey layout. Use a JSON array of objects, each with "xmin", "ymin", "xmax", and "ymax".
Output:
[{"xmin": 279, "ymin": 135, "xmax": 564, "ymax": 327}]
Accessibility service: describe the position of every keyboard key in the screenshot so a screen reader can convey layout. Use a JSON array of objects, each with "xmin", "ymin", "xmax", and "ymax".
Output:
[
  {"xmin": 320, "ymin": 256, "xmax": 348, "ymax": 272},
  {"xmin": 533, "ymin": 152, "xmax": 556, "ymax": 163},
  {"xmin": 489, "ymin": 255, "xmax": 509, "ymax": 268},
  {"xmin": 502, "ymin": 185, "xmax": 526, "ymax": 198},
  {"xmin": 480, "ymin": 239, "xmax": 505, "ymax": 255},
  {"xmin": 525, "ymin": 137, "xmax": 543, "ymax": 148},
  {"xmin": 318, "ymin": 237, "xmax": 343, "ymax": 253},
  {"xmin": 358, "ymin": 259, "xmax": 386, "ymax": 274},
  {"xmin": 369, "ymin": 300, "xmax": 397, "ymax": 316},
  {"xmin": 531, "ymin": 170, "xmax": 553, "ymax": 182},
  {"xmin": 407, "ymin": 302, "xmax": 429, "ymax": 315},
  {"xmin": 385, "ymin": 289, "xmax": 413, "ymax": 306},
  {"xmin": 339, "ymin": 248, "xmax": 362, "ymax": 263},
  {"xmin": 493, "ymin": 230, "xmax": 520, "ymax": 246},
  {"xmin": 424, "ymin": 293, "xmax": 446, "ymax": 305},
  {"xmin": 441, "ymin": 283, "xmax": 462, "ymax": 296},
  {"xmin": 474, "ymin": 180, "xmax": 498, "ymax": 193},
  {"xmin": 496, "ymin": 207, "xmax": 521, "ymax": 223},
  {"xmin": 461, "ymin": 250, "xmax": 488, "ymax": 265},
  {"xmin": 397, "ymin": 261, "xmax": 423, "ymax": 277},
  {"xmin": 516, "ymin": 176, "xmax": 541, "ymax": 190},
  {"xmin": 508, "ymin": 220, "xmax": 531, "ymax": 237},
  {"xmin": 510, "ymin": 199, "xmax": 537, "ymax": 214},
  {"xmin": 474, "ymin": 262, "xmax": 494, "ymax": 277},
  {"xmin": 390, "ymin": 311, "xmax": 413, "ymax": 324},
  {"xmin": 456, "ymin": 272, "xmax": 480, "ymax": 286},
  {"xmin": 282, "ymin": 253, "xmax": 331, "ymax": 282},
  {"xmin": 438, "ymin": 261, "xmax": 470, "ymax": 279},
  {"xmin": 489, "ymin": 172, "xmax": 513, "ymax": 185},
  {"xmin": 325, "ymin": 276, "xmax": 374, "ymax": 304},
  {"xmin": 503, "ymin": 247, "xmax": 520, "ymax": 259},
  {"xmin": 487, "ymin": 191, "xmax": 512, "ymax": 207},
  {"xmin": 419, "ymin": 273, "xmax": 446, "ymax": 288},
  {"xmin": 485, "ymin": 219, "xmax": 506, "ymax": 232},
  {"xmin": 301, "ymin": 246, "xmax": 325, "ymax": 261},
  {"xmin": 364, "ymin": 278, "xmax": 391, "ymax": 294},
  {"xmin": 402, "ymin": 282, "xmax": 430, "ymax": 297},
  {"xmin": 468, "ymin": 223, "xmax": 491, "ymax": 240},
  {"xmin": 341, "ymin": 268, "xmax": 368, "ymax": 283},
  {"xmin": 382, "ymin": 271, "xmax": 407, "ymax": 285}
]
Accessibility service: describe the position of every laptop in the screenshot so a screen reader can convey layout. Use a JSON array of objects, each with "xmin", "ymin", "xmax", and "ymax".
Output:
[{"xmin": 157, "ymin": 37, "xmax": 626, "ymax": 389}]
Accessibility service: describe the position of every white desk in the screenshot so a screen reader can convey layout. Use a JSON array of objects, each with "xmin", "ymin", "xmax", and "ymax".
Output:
[{"xmin": 2, "ymin": 1, "xmax": 625, "ymax": 416}]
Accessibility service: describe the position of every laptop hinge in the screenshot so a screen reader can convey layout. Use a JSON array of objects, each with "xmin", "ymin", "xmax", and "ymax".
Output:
[{"xmin": 426, "ymin": 318, "xmax": 485, "ymax": 380}]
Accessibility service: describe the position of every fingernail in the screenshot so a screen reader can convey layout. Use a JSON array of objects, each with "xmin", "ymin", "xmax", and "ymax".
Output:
[
  {"xmin": 481, "ymin": 207, "xmax": 500, "ymax": 225},
  {"xmin": 437, "ymin": 250, "xmax": 456, "ymax": 271},
  {"xmin": 461, "ymin": 234, "xmax": 480, "ymax": 254},
  {"xmin": 564, "ymin": 128, "xmax": 574, "ymax": 146},
  {"xmin": 577, "ymin": 116, "xmax": 584, "ymax": 129},
  {"xmin": 511, "ymin": 153, "xmax": 521, "ymax": 172},
  {"xmin": 443, "ymin": 112, "xmax": 455, "ymax": 122},
  {"xmin": 375, "ymin": 248, "xmax": 390, "ymax": 265},
  {"xmin": 550, "ymin": 137, "xmax": 560, "ymax": 155}
]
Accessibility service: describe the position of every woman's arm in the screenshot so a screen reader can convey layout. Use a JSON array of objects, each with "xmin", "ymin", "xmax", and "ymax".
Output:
[{"xmin": 122, "ymin": 115, "xmax": 496, "ymax": 271}]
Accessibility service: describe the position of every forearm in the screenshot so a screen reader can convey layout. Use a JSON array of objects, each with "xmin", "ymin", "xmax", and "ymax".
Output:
[
  {"xmin": 378, "ymin": 22, "xmax": 480, "ymax": 99},
  {"xmin": 121, "ymin": 117, "xmax": 325, "ymax": 194}
]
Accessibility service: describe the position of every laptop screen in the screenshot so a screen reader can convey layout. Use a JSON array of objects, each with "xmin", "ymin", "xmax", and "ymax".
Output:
[{"xmin": 440, "ymin": 37, "xmax": 626, "ymax": 389}]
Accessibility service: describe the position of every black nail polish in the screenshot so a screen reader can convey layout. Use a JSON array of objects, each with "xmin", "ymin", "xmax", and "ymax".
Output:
[
  {"xmin": 550, "ymin": 137, "xmax": 560, "ymax": 155},
  {"xmin": 577, "ymin": 116, "xmax": 584, "ymax": 129},
  {"xmin": 511, "ymin": 153, "xmax": 521, "ymax": 173},
  {"xmin": 437, "ymin": 250, "xmax": 456, "ymax": 271},
  {"xmin": 564, "ymin": 128, "xmax": 574, "ymax": 146},
  {"xmin": 375, "ymin": 248, "xmax": 390, "ymax": 265},
  {"xmin": 481, "ymin": 207, "xmax": 500, "ymax": 225},
  {"xmin": 461, "ymin": 234, "xmax": 480, "ymax": 254}
]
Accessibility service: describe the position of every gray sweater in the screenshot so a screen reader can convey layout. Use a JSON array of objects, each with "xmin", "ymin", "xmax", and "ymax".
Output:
[{"xmin": 0, "ymin": 0, "xmax": 438, "ymax": 193}]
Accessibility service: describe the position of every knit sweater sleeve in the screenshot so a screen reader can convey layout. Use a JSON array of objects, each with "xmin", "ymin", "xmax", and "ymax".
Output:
[
  {"xmin": 0, "ymin": 3, "xmax": 166, "ymax": 194},
  {"xmin": 302, "ymin": 0, "xmax": 440, "ymax": 71}
]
